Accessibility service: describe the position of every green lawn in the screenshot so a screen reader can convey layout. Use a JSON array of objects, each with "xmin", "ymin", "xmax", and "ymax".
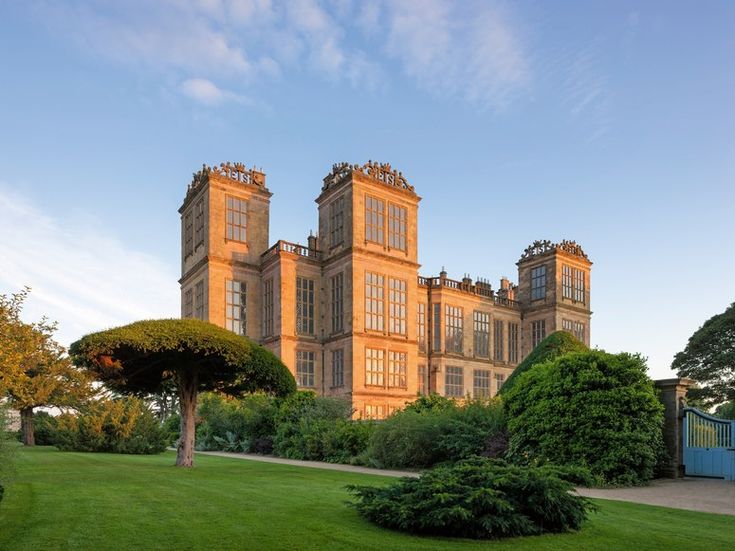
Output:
[{"xmin": 0, "ymin": 447, "xmax": 733, "ymax": 550}]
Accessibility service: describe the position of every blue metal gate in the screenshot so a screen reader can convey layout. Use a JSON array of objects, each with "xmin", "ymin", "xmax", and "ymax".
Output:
[{"xmin": 682, "ymin": 407, "xmax": 735, "ymax": 480}]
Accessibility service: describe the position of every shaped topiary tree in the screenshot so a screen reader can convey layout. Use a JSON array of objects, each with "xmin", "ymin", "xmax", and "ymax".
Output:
[
  {"xmin": 70, "ymin": 319, "xmax": 296, "ymax": 467},
  {"xmin": 499, "ymin": 330, "xmax": 588, "ymax": 396}
]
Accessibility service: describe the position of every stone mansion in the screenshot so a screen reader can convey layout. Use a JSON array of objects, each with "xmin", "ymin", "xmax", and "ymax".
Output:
[{"xmin": 179, "ymin": 161, "xmax": 592, "ymax": 418}]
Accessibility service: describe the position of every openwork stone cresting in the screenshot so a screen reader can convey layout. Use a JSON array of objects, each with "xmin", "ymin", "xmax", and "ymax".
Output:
[
  {"xmin": 520, "ymin": 239, "xmax": 589, "ymax": 261},
  {"xmin": 187, "ymin": 162, "xmax": 266, "ymax": 199},
  {"xmin": 322, "ymin": 160, "xmax": 414, "ymax": 193}
]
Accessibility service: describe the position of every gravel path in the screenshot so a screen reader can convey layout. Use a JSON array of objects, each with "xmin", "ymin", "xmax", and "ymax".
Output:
[{"xmin": 197, "ymin": 450, "xmax": 735, "ymax": 516}]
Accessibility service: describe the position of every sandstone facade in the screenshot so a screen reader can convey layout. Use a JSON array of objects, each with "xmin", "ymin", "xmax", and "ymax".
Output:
[{"xmin": 179, "ymin": 161, "xmax": 592, "ymax": 418}]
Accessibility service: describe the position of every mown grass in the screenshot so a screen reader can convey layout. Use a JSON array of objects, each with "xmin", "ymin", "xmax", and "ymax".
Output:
[{"xmin": 0, "ymin": 447, "xmax": 733, "ymax": 550}]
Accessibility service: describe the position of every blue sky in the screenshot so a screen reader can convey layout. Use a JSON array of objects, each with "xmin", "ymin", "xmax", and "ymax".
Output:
[{"xmin": 1, "ymin": 0, "xmax": 733, "ymax": 379}]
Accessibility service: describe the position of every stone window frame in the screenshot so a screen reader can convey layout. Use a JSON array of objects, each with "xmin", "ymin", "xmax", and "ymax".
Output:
[
  {"xmin": 388, "ymin": 277, "xmax": 407, "ymax": 335},
  {"xmin": 473, "ymin": 310, "xmax": 490, "ymax": 358},
  {"xmin": 329, "ymin": 196, "xmax": 344, "ymax": 247},
  {"xmin": 296, "ymin": 276, "xmax": 315, "ymax": 335},
  {"xmin": 296, "ymin": 350, "xmax": 315, "ymax": 388},
  {"xmin": 365, "ymin": 347, "xmax": 385, "ymax": 387},
  {"xmin": 331, "ymin": 272, "xmax": 344, "ymax": 334},
  {"xmin": 530, "ymin": 265, "xmax": 547, "ymax": 301},
  {"xmin": 365, "ymin": 271, "xmax": 385, "ymax": 332},
  {"xmin": 493, "ymin": 319, "xmax": 505, "ymax": 361},
  {"xmin": 495, "ymin": 372, "xmax": 506, "ymax": 392},
  {"xmin": 364, "ymin": 404, "xmax": 385, "ymax": 420},
  {"xmin": 194, "ymin": 280, "xmax": 205, "ymax": 320},
  {"xmin": 183, "ymin": 210, "xmax": 194, "ymax": 257},
  {"xmin": 473, "ymin": 369, "xmax": 491, "ymax": 399},
  {"xmin": 387, "ymin": 350, "xmax": 407, "ymax": 389},
  {"xmin": 432, "ymin": 303, "xmax": 441, "ymax": 352},
  {"xmin": 445, "ymin": 366, "xmax": 464, "ymax": 397},
  {"xmin": 387, "ymin": 202, "xmax": 407, "ymax": 251},
  {"xmin": 262, "ymin": 278, "xmax": 274, "ymax": 337},
  {"xmin": 331, "ymin": 349, "xmax": 344, "ymax": 388},
  {"xmin": 194, "ymin": 198, "xmax": 205, "ymax": 249},
  {"xmin": 573, "ymin": 321, "xmax": 585, "ymax": 342},
  {"xmin": 508, "ymin": 322, "xmax": 519, "ymax": 364},
  {"xmin": 445, "ymin": 305, "xmax": 464, "ymax": 354},
  {"xmin": 225, "ymin": 279, "xmax": 246, "ymax": 335},
  {"xmin": 183, "ymin": 288, "xmax": 193, "ymax": 318},
  {"xmin": 418, "ymin": 364, "xmax": 428, "ymax": 395},
  {"xmin": 365, "ymin": 195, "xmax": 385, "ymax": 244},
  {"xmin": 417, "ymin": 303, "xmax": 426, "ymax": 352},
  {"xmin": 531, "ymin": 319, "xmax": 546, "ymax": 347},
  {"xmin": 562, "ymin": 318, "xmax": 574, "ymax": 333},
  {"xmin": 226, "ymin": 195, "xmax": 248, "ymax": 243},
  {"xmin": 573, "ymin": 268, "xmax": 586, "ymax": 304},
  {"xmin": 562, "ymin": 264, "xmax": 573, "ymax": 299}
]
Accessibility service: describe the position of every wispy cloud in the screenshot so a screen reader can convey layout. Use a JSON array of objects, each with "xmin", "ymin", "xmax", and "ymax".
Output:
[
  {"xmin": 180, "ymin": 78, "xmax": 251, "ymax": 105},
  {"xmin": 0, "ymin": 185, "xmax": 179, "ymax": 348},
  {"xmin": 32, "ymin": 0, "xmax": 530, "ymax": 110}
]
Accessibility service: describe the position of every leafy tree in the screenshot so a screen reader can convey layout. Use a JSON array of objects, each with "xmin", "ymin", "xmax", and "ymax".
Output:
[
  {"xmin": 505, "ymin": 350, "xmax": 664, "ymax": 486},
  {"xmin": 0, "ymin": 404, "xmax": 16, "ymax": 505},
  {"xmin": 499, "ymin": 331, "xmax": 587, "ymax": 396},
  {"xmin": 0, "ymin": 288, "xmax": 92, "ymax": 445},
  {"xmin": 714, "ymin": 400, "xmax": 735, "ymax": 419},
  {"xmin": 70, "ymin": 319, "xmax": 296, "ymax": 467},
  {"xmin": 672, "ymin": 302, "xmax": 735, "ymax": 407}
]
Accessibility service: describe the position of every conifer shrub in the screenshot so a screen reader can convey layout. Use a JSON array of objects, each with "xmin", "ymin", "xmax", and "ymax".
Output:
[
  {"xmin": 348, "ymin": 457, "xmax": 593, "ymax": 539},
  {"xmin": 54, "ymin": 396, "xmax": 167, "ymax": 454},
  {"xmin": 499, "ymin": 331, "xmax": 588, "ymax": 396},
  {"xmin": 504, "ymin": 350, "xmax": 665, "ymax": 486}
]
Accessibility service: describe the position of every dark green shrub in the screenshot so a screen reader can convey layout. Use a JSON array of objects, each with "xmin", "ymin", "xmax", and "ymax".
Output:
[
  {"xmin": 348, "ymin": 457, "xmax": 593, "ymax": 539},
  {"xmin": 367, "ymin": 399, "xmax": 506, "ymax": 469},
  {"xmin": 500, "ymin": 331, "xmax": 587, "ymax": 396},
  {"xmin": 54, "ymin": 396, "xmax": 167, "ymax": 454},
  {"xmin": 505, "ymin": 350, "xmax": 665, "ymax": 486},
  {"xmin": 0, "ymin": 406, "xmax": 14, "ymax": 506},
  {"xmin": 32, "ymin": 411, "xmax": 57, "ymax": 446},
  {"xmin": 162, "ymin": 413, "xmax": 180, "ymax": 446}
]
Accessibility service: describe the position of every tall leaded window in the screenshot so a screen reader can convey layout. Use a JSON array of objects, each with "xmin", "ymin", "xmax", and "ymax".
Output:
[
  {"xmin": 562, "ymin": 318, "xmax": 573, "ymax": 333},
  {"xmin": 184, "ymin": 211, "xmax": 193, "ymax": 257},
  {"xmin": 365, "ymin": 195, "xmax": 384, "ymax": 244},
  {"xmin": 183, "ymin": 289, "xmax": 193, "ymax": 318},
  {"xmin": 509, "ymin": 323, "xmax": 519, "ymax": 363},
  {"xmin": 296, "ymin": 350, "xmax": 315, "ymax": 387},
  {"xmin": 331, "ymin": 272, "xmax": 344, "ymax": 334},
  {"xmin": 296, "ymin": 277, "xmax": 315, "ymax": 335},
  {"xmin": 226, "ymin": 196, "xmax": 247, "ymax": 242},
  {"xmin": 365, "ymin": 272, "xmax": 384, "ymax": 331},
  {"xmin": 494, "ymin": 320, "xmax": 504, "ymax": 361},
  {"xmin": 194, "ymin": 198, "xmax": 204, "ymax": 248},
  {"xmin": 574, "ymin": 321, "xmax": 585, "ymax": 342},
  {"xmin": 388, "ymin": 351, "xmax": 407, "ymax": 388},
  {"xmin": 365, "ymin": 348, "xmax": 384, "ymax": 386},
  {"xmin": 364, "ymin": 404, "xmax": 385, "ymax": 420},
  {"xmin": 388, "ymin": 278, "xmax": 407, "ymax": 335},
  {"xmin": 329, "ymin": 196, "xmax": 344, "ymax": 247},
  {"xmin": 418, "ymin": 303, "xmax": 426, "ymax": 352},
  {"xmin": 194, "ymin": 280, "xmax": 205, "ymax": 319},
  {"xmin": 495, "ymin": 373, "xmax": 506, "ymax": 391},
  {"xmin": 418, "ymin": 364, "xmax": 427, "ymax": 395},
  {"xmin": 445, "ymin": 305, "xmax": 463, "ymax": 354},
  {"xmin": 473, "ymin": 311, "xmax": 490, "ymax": 358},
  {"xmin": 332, "ymin": 349, "xmax": 344, "ymax": 387},
  {"xmin": 562, "ymin": 265, "xmax": 573, "ymax": 299},
  {"xmin": 445, "ymin": 366, "xmax": 464, "ymax": 397},
  {"xmin": 531, "ymin": 320, "xmax": 546, "ymax": 347},
  {"xmin": 225, "ymin": 280, "xmax": 246, "ymax": 335},
  {"xmin": 473, "ymin": 369, "xmax": 491, "ymax": 398},
  {"xmin": 263, "ymin": 278, "xmax": 274, "ymax": 337},
  {"xmin": 432, "ymin": 303, "xmax": 441, "ymax": 351},
  {"xmin": 388, "ymin": 203, "xmax": 407, "ymax": 251},
  {"xmin": 573, "ymin": 269, "xmax": 586, "ymax": 303},
  {"xmin": 530, "ymin": 265, "xmax": 546, "ymax": 300}
]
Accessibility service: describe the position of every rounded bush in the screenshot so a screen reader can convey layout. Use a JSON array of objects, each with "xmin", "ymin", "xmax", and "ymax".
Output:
[
  {"xmin": 348, "ymin": 458, "xmax": 593, "ymax": 539},
  {"xmin": 504, "ymin": 350, "xmax": 665, "ymax": 486}
]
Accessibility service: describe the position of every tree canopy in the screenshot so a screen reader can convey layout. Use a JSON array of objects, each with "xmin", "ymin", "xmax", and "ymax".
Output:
[
  {"xmin": 672, "ymin": 302, "xmax": 735, "ymax": 407},
  {"xmin": 0, "ymin": 288, "xmax": 92, "ymax": 445},
  {"xmin": 499, "ymin": 331, "xmax": 588, "ymax": 396},
  {"xmin": 70, "ymin": 318, "xmax": 296, "ymax": 466}
]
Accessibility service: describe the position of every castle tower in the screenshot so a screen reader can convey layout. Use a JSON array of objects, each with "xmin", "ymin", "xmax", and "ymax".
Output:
[
  {"xmin": 316, "ymin": 162, "xmax": 422, "ymax": 417},
  {"xmin": 179, "ymin": 162, "xmax": 271, "ymax": 341},
  {"xmin": 516, "ymin": 240, "xmax": 592, "ymax": 357}
]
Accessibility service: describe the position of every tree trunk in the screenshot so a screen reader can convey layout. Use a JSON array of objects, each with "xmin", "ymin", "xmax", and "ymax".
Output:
[
  {"xmin": 176, "ymin": 370, "xmax": 198, "ymax": 467},
  {"xmin": 20, "ymin": 407, "xmax": 35, "ymax": 446}
]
